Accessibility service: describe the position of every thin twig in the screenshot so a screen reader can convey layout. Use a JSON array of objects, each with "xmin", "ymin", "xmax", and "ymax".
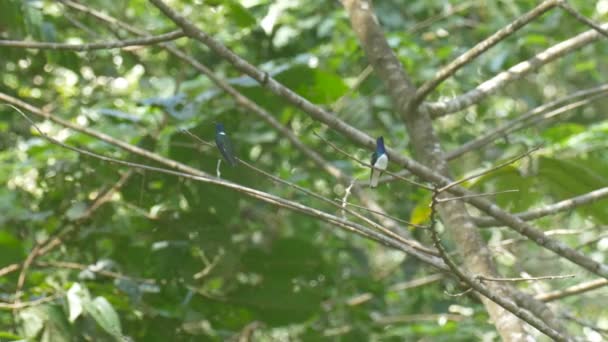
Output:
[
  {"xmin": 340, "ymin": 179, "xmax": 357, "ymax": 219},
  {"xmin": 436, "ymin": 190, "xmax": 519, "ymax": 203},
  {"xmin": 388, "ymin": 273, "xmax": 444, "ymax": 292},
  {"xmin": 237, "ymin": 158, "xmax": 438, "ymax": 256},
  {"xmin": 313, "ymin": 132, "xmax": 433, "ymax": 191},
  {"xmin": 335, "ymin": 199, "xmax": 427, "ymax": 229},
  {"xmin": 193, "ymin": 250, "xmax": 224, "ymax": 280},
  {"xmin": 0, "ymin": 294, "xmax": 59, "ymax": 310},
  {"xmin": 576, "ymin": 232, "xmax": 608, "ymax": 250},
  {"xmin": 216, "ymin": 159, "xmax": 222, "ymax": 178},
  {"xmin": 561, "ymin": 311, "xmax": 608, "ymax": 335},
  {"xmin": 13, "ymin": 244, "xmax": 42, "ymax": 310},
  {"xmin": 35, "ymin": 261, "xmax": 156, "ymax": 284},
  {"xmin": 475, "ymin": 187, "xmax": 608, "ymax": 227},
  {"xmin": 411, "ymin": 0, "xmax": 559, "ymax": 108},
  {"xmin": 446, "ymin": 85, "xmax": 608, "ymax": 159},
  {"xmin": 535, "ymin": 278, "xmax": 608, "ymax": 302},
  {"xmin": 0, "ymin": 30, "xmax": 185, "ymax": 50},
  {"xmin": 559, "ymin": 1, "xmax": 608, "ymax": 39},
  {"xmin": 420, "ymin": 21, "xmax": 608, "ymax": 118},
  {"xmin": 10, "ymin": 104, "xmax": 446, "ymax": 270},
  {"xmin": 444, "ymin": 287, "xmax": 474, "ymax": 297},
  {"xmin": 476, "ymin": 274, "xmax": 575, "ymax": 283},
  {"xmin": 439, "ymin": 146, "xmax": 540, "ymax": 193},
  {"xmin": 428, "ymin": 185, "xmax": 568, "ymax": 341}
]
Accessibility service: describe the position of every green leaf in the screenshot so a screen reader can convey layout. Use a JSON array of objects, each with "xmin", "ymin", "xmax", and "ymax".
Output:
[
  {"xmin": 225, "ymin": 0, "xmax": 257, "ymax": 28},
  {"xmin": 84, "ymin": 297, "xmax": 123, "ymax": 338},
  {"xmin": 67, "ymin": 283, "xmax": 90, "ymax": 322},
  {"xmin": 18, "ymin": 306, "xmax": 71, "ymax": 342}
]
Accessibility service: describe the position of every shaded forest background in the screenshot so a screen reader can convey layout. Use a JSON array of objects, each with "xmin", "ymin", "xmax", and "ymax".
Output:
[{"xmin": 1, "ymin": 0, "xmax": 608, "ymax": 341}]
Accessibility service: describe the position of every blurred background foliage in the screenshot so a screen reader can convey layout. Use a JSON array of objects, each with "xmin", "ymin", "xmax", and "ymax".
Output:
[{"xmin": 1, "ymin": 0, "xmax": 607, "ymax": 340}]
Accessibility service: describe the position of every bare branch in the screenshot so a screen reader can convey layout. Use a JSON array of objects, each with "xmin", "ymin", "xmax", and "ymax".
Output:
[
  {"xmin": 236, "ymin": 158, "xmax": 438, "ymax": 257},
  {"xmin": 428, "ymin": 187, "xmax": 569, "ymax": 341},
  {"xmin": 335, "ymin": 199, "xmax": 426, "ymax": 229},
  {"xmin": 477, "ymin": 274, "xmax": 575, "ymax": 283},
  {"xmin": 60, "ymin": 0, "xmax": 345, "ymax": 181},
  {"xmin": 374, "ymin": 313, "xmax": 465, "ymax": 325},
  {"xmin": 536, "ymin": 278, "xmax": 608, "ymax": 302},
  {"xmin": 411, "ymin": 0, "xmax": 559, "ymax": 108},
  {"xmin": 342, "ymin": 0, "xmax": 416, "ymax": 113},
  {"xmin": 446, "ymin": 84, "xmax": 608, "ymax": 159},
  {"xmin": 559, "ymin": 1, "xmax": 608, "ymax": 38},
  {"xmin": 8, "ymin": 105, "xmax": 447, "ymax": 272},
  {"xmin": 436, "ymin": 190, "xmax": 519, "ymax": 203},
  {"xmin": 35, "ymin": 261, "xmax": 156, "ymax": 284},
  {"xmin": 420, "ymin": 22, "xmax": 608, "ymax": 118},
  {"xmin": 0, "ymin": 94, "xmax": 209, "ymax": 179},
  {"xmin": 0, "ymin": 294, "xmax": 59, "ymax": 310},
  {"xmin": 439, "ymin": 146, "xmax": 540, "ymax": 193},
  {"xmin": 0, "ymin": 30, "xmax": 185, "ymax": 50},
  {"xmin": 475, "ymin": 187, "xmax": 608, "ymax": 227},
  {"xmin": 313, "ymin": 132, "xmax": 432, "ymax": 190},
  {"xmin": 6, "ymin": 91, "xmax": 607, "ymax": 284}
]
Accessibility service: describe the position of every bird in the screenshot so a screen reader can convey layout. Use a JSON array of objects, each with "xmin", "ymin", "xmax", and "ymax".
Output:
[
  {"xmin": 215, "ymin": 123, "xmax": 238, "ymax": 166},
  {"xmin": 369, "ymin": 136, "xmax": 388, "ymax": 188}
]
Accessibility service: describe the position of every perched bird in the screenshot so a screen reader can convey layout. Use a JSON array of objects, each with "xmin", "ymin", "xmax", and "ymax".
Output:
[
  {"xmin": 369, "ymin": 136, "xmax": 388, "ymax": 188},
  {"xmin": 215, "ymin": 123, "xmax": 238, "ymax": 166}
]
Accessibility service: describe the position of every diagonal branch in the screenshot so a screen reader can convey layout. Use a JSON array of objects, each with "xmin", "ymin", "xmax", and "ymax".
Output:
[
  {"xmin": 475, "ymin": 187, "xmax": 608, "ymax": 227},
  {"xmin": 420, "ymin": 22, "xmax": 608, "ymax": 118},
  {"xmin": 536, "ymin": 278, "xmax": 608, "ymax": 302},
  {"xmin": 559, "ymin": 1, "xmax": 608, "ymax": 38},
  {"xmin": 142, "ymin": 0, "xmax": 608, "ymax": 283},
  {"xmin": 8, "ymin": 103, "xmax": 448, "ymax": 273},
  {"xmin": 0, "ymin": 30, "xmax": 185, "ymax": 50},
  {"xmin": 60, "ymin": 0, "xmax": 418, "ymax": 248},
  {"xmin": 428, "ymin": 187, "xmax": 569, "ymax": 341},
  {"xmin": 446, "ymin": 84, "xmax": 608, "ymax": 159},
  {"xmin": 411, "ymin": 0, "xmax": 559, "ymax": 109}
]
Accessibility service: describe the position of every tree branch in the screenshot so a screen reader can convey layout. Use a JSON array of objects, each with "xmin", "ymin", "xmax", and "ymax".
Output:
[
  {"xmin": 411, "ymin": 0, "xmax": 559, "ymax": 108},
  {"xmin": 420, "ymin": 22, "xmax": 608, "ymax": 118},
  {"xmin": 7, "ymin": 104, "xmax": 447, "ymax": 272},
  {"xmin": 428, "ymin": 187, "xmax": 570, "ymax": 341},
  {"xmin": 446, "ymin": 84, "xmax": 608, "ymax": 159},
  {"xmin": 535, "ymin": 278, "xmax": 608, "ymax": 302},
  {"xmin": 475, "ymin": 187, "xmax": 608, "ymax": 227},
  {"xmin": 134, "ymin": 0, "xmax": 608, "ymax": 283},
  {"xmin": 0, "ymin": 30, "xmax": 185, "ymax": 50}
]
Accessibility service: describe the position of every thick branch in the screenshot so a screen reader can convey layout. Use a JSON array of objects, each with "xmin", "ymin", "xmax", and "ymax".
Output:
[
  {"xmin": 429, "ymin": 189, "xmax": 569, "ymax": 341},
  {"xmin": 61, "ymin": 0, "xmax": 417, "ymax": 248},
  {"xmin": 4, "ymin": 100, "xmax": 447, "ymax": 273},
  {"xmin": 342, "ymin": 0, "xmax": 541, "ymax": 339},
  {"xmin": 141, "ymin": 0, "xmax": 608, "ymax": 281},
  {"xmin": 341, "ymin": 0, "xmax": 416, "ymax": 113}
]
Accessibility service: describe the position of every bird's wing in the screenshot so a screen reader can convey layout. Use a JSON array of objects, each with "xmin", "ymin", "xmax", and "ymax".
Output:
[
  {"xmin": 370, "ymin": 152, "xmax": 379, "ymax": 187},
  {"xmin": 217, "ymin": 135, "xmax": 238, "ymax": 166},
  {"xmin": 370, "ymin": 151, "xmax": 378, "ymax": 166}
]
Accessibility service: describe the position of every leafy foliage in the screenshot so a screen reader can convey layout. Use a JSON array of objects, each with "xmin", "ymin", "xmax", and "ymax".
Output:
[{"xmin": 1, "ymin": 0, "xmax": 607, "ymax": 340}]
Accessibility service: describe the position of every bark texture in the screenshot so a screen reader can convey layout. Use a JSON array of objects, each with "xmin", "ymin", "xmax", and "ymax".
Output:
[{"xmin": 342, "ymin": 1, "xmax": 548, "ymax": 340}]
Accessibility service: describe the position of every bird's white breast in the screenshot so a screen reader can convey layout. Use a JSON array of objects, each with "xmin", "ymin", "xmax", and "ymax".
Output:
[{"xmin": 374, "ymin": 154, "xmax": 388, "ymax": 170}]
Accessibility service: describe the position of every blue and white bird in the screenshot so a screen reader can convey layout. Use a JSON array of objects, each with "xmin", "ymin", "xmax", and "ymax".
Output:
[
  {"xmin": 369, "ymin": 136, "xmax": 388, "ymax": 188},
  {"xmin": 215, "ymin": 123, "xmax": 238, "ymax": 167}
]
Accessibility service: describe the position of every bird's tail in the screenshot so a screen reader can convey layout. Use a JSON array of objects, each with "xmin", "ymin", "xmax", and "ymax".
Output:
[{"xmin": 370, "ymin": 170, "xmax": 380, "ymax": 188}]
